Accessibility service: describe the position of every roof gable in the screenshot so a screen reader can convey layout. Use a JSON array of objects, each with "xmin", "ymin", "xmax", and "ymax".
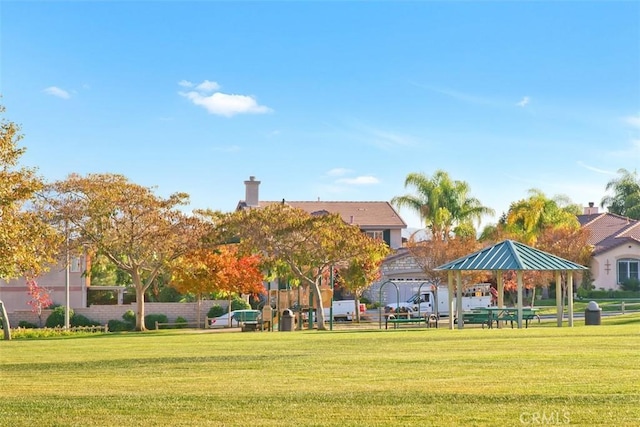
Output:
[{"xmin": 578, "ymin": 212, "xmax": 640, "ymax": 255}]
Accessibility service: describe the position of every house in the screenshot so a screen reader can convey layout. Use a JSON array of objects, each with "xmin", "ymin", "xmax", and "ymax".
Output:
[
  {"xmin": 0, "ymin": 256, "xmax": 89, "ymax": 315},
  {"xmin": 578, "ymin": 203, "xmax": 640, "ymax": 290},
  {"xmin": 237, "ymin": 176, "xmax": 407, "ymax": 249}
]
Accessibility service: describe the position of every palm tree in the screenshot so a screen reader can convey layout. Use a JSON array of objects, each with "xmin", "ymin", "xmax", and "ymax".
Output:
[
  {"xmin": 601, "ymin": 168, "xmax": 640, "ymax": 219},
  {"xmin": 505, "ymin": 189, "xmax": 580, "ymax": 245},
  {"xmin": 391, "ymin": 170, "xmax": 494, "ymax": 240}
]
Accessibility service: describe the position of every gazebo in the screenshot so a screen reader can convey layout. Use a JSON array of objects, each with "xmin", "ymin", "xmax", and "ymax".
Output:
[{"xmin": 434, "ymin": 240, "xmax": 589, "ymax": 329}]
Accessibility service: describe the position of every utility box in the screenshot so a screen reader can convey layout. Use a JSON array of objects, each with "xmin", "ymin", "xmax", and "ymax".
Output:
[
  {"xmin": 280, "ymin": 309, "xmax": 294, "ymax": 332},
  {"xmin": 585, "ymin": 301, "xmax": 602, "ymax": 326}
]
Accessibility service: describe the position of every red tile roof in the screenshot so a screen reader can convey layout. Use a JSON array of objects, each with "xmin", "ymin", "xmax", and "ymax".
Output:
[
  {"xmin": 249, "ymin": 201, "xmax": 407, "ymax": 229},
  {"xmin": 578, "ymin": 213, "xmax": 640, "ymax": 255}
]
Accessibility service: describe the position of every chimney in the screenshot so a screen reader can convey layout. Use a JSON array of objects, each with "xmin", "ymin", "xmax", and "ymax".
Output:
[
  {"xmin": 244, "ymin": 176, "xmax": 261, "ymax": 207},
  {"xmin": 583, "ymin": 202, "xmax": 599, "ymax": 215}
]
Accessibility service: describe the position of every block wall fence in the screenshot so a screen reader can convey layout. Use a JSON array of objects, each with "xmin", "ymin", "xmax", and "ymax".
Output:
[{"xmin": 8, "ymin": 300, "xmax": 227, "ymax": 328}]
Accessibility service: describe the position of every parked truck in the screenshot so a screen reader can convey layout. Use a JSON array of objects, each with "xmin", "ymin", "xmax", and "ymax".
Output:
[
  {"xmin": 322, "ymin": 299, "xmax": 366, "ymax": 321},
  {"xmin": 385, "ymin": 283, "xmax": 492, "ymax": 317}
]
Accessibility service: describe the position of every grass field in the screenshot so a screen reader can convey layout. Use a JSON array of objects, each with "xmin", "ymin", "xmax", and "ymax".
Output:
[{"xmin": 1, "ymin": 314, "xmax": 639, "ymax": 426}]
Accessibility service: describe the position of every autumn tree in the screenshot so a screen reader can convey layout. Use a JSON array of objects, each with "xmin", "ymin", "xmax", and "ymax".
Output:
[
  {"xmin": 406, "ymin": 234, "xmax": 487, "ymax": 290},
  {"xmin": 330, "ymin": 238, "xmax": 390, "ymax": 322},
  {"xmin": 26, "ymin": 279, "xmax": 52, "ymax": 327},
  {"xmin": 227, "ymin": 204, "xmax": 389, "ymax": 330},
  {"xmin": 39, "ymin": 173, "xmax": 212, "ymax": 331},
  {"xmin": 170, "ymin": 246, "xmax": 265, "ymax": 325},
  {"xmin": 0, "ymin": 106, "xmax": 61, "ymax": 339}
]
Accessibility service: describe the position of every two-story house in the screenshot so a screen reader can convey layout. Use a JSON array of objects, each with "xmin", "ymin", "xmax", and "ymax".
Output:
[{"xmin": 236, "ymin": 176, "xmax": 407, "ymax": 249}]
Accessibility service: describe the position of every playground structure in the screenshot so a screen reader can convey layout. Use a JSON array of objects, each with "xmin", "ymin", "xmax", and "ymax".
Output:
[{"xmin": 267, "ymin": 286, "xmax": 334, "ymax": 330}]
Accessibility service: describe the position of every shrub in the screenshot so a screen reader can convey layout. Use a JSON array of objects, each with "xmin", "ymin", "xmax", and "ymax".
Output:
[
  {"xmin": 175, "ymin": 316, "xmax": 188, "ymax": 329},
  {"xmin": 107, "ymin": 319, "xmax": 130, "ymax": 332},
  {"xmin": 45, "ymin": 306, "xmax": 74, "ymax": 328},
  {"xmin": 144, "ymin": 313, "xmax": 168, "ymax": 330},
  {"xmin": 122, "ymin": 310, "xmax": 136, "ymax": 327},
  {"xmin": 620, "ymin": 278, "xmax": 640, "ymax": 292},
  {"xmin": 230, "ymin": 297, "xmax": 250, "ymax": 311},
  {"xmin": 18, "ymin": 321, "xmax": 38, "ymax": 329},
  {"xmin": 207, "ymin": 304, "xmax": 225, "ymax": 319},
  {"xmin": 71, "ymin": 314, "xmax": 101, "ymax": 327}
]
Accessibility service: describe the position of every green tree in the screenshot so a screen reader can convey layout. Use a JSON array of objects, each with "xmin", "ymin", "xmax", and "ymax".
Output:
[
  {"xmin": 39, "ymin": 173, "xmax": 213, "ymax": 331},
  {"xmin": 601, "ymin": 168, "xmax": 640, "ymax": 219},
  {"xmin": 392, "ymin": 170, "xmax": 494, "ymax": 241},
  {"xmin": 0, "ymin": 106, "xmax": 62, "ymax": 339},
  {"xmin": 227, "ymin": 204, "xmax": 390, "ymax": 330}
]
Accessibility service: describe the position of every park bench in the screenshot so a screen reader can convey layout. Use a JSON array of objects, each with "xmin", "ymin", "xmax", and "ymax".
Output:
[{"xmin": 384, "ymin": 314, "xmax": 428, "ymax": 329}]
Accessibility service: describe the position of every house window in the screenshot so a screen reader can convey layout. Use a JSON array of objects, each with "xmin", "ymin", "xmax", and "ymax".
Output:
[
  {"xmin": 365, "ymin": 231, "xmax": 384, "ymax": 241},
  {"xmin": 70, "ymin": 257, "xmax": 82, "ymax": 273},
  {"xmin": 617, "ymin": 258, "xmax": 639, "ymax": 284}
]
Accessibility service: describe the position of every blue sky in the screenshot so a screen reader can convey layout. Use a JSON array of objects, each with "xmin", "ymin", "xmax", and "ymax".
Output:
[{"xmin": 1, "ymin": 1, "xmax": 639, "ymax": 230}]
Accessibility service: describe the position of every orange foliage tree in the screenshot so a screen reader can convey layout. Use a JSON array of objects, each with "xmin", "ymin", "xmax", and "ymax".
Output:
[{"xmin": 171, "ymin": 246, "xmax": 265, "ymax": 323}]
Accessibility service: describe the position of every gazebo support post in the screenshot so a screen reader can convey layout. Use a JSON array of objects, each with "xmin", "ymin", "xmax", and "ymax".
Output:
[
  {"xmin": 517, "ymin": 270, "xmax": 524, "ymax": 329},
  {"xmin": 555, "ymin": 271, "xmax": 563, "ymax": 327},
  {"xmin": 497, "ymin": 271, "xmax": 504, "ymax": 329},
  {"xmin": 567, "ymin": 272, "xmax": 574, "ymax": 327},
  {"xmin": 456, "ymin": 270, "xmax": 463, "ymax": 330},
  {"xmin": 447, "ymin": 272, "xmax": 454, "ymax": 330}
]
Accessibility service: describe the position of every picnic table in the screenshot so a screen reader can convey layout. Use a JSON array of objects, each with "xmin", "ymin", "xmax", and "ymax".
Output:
[{"xmin": 477, "ymin": 307, "xmax": 540, "ymax": 328}]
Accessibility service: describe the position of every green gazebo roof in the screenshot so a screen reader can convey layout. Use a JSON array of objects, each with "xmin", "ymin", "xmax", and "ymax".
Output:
[{"xmin": 434, "ymin": 239, "xmax": 588, "ymax": 272}]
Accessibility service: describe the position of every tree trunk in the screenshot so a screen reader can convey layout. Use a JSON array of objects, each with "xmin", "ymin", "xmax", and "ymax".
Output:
[
  {"xmin": 530, "ymin": 287, "xmax": 536, "ymax": 308},
  {"xmin": 135, "ymin": 285, "xmax": 146, "ymax": 331},
  {"xmin": 0, "ymin": 301, "xmax": 11, "ymax": 340},
  {"xmin": 312, "ymin": 278, "xmax": 327, "ymax": 330}
]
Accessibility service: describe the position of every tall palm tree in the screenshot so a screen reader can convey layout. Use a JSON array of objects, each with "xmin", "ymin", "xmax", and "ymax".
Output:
[
  {"xmin": 601, "ymin": 168, "xmax": 640, "ymax": 219},
  {"xmin": 391, "ymin": 170, "xmax": 494, "ymax": 240}
]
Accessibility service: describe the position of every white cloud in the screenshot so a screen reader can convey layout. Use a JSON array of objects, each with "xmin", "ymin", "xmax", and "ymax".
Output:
[
  {"xmin": 178, "ymin": 80, "xmax": 193, "ymax": 88},
  {"xmin": 516, "ymin": 96, "xmax": 530, "ymax": 107},
  {"xmin": 576, "ymin": 161, "xmax": 616, "ymax": 175},
  {"xmin": 335, "ymin": 175, "xmax": 380, "ymax": 185},
  {"xmin": 43, "ymin": 86, "xmax": 70, "ymax": 99},
  {"xmin": 179, "ymin": 80, "xmax": 271, "ymax": 117},
  {"xmin": 326, "ymin": 168, "xmax": 352, "ymax": 177},
  {"xmin": 623, "ymin": 113, "xmax": 640, "ymax": 128},
  {"xmin": 195, "ymin": 80, "xmax": 220, "ymax": 93}
]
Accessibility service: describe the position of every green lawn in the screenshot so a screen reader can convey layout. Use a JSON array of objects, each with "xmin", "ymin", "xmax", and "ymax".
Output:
[{"xmin": 1, "ymin": 314, "xmax": 639, "ymax": 426}]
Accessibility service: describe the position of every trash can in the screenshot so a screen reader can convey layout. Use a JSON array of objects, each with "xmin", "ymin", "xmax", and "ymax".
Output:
[
  {"xmin": 280, "ymin": 309, "xmax": 294, "ymax": 332},
  {"xmin": 585, "ymin": 301, "xmax": 602, "ymax": 326}
]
